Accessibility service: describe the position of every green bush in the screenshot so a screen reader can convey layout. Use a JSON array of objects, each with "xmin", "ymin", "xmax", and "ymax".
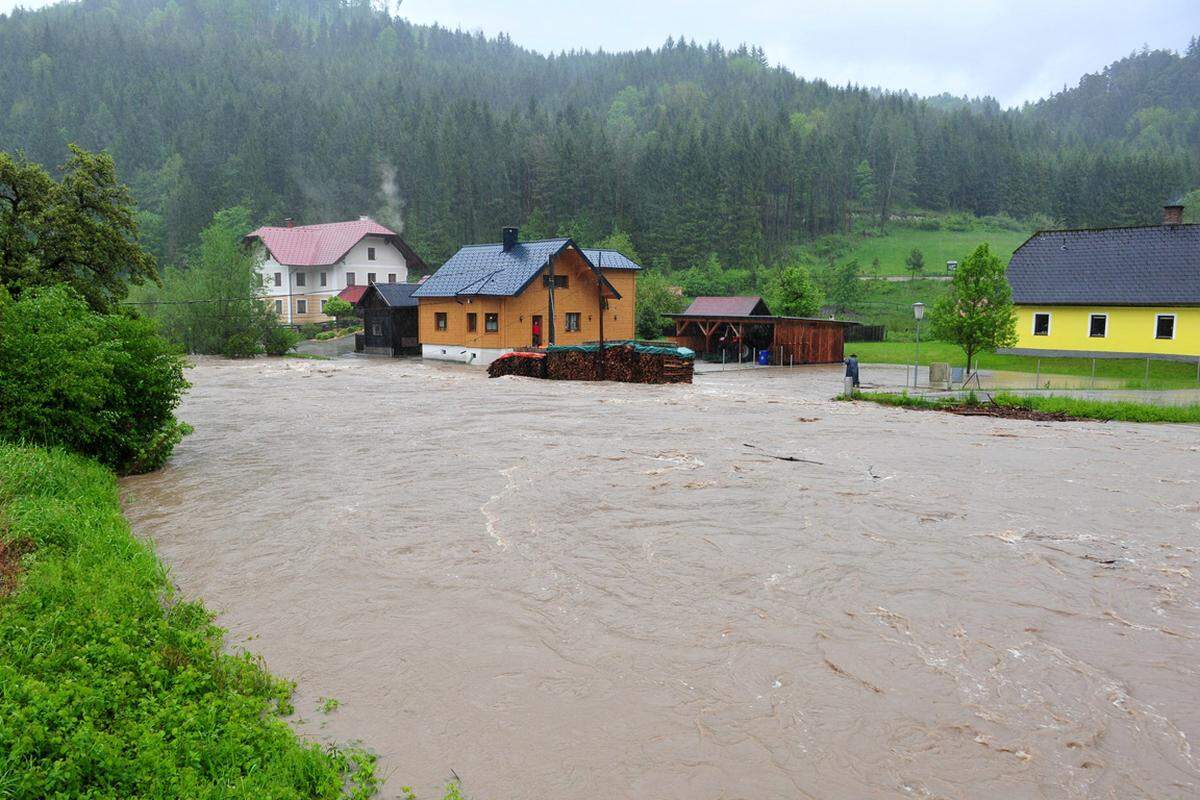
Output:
[
  {"xmin": 0, "ymin": 286, "xmax": 190, "ymax": 474},
  {"xmin": 315, "ymin": 329, "xmax": 338, "ymax": 340},
  {"xmin": 0, "ymin": 444, "xmax": 379, "ymax": 799},
  {"xmin": 300, "ymin": 322, "xmax": 322, "ymax": 339},
  {"xmin": 262, "ymin": 325, "xmax": 301, "ymax": 356}
]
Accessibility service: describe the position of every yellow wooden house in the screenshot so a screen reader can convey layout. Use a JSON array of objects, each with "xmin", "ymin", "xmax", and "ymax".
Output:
[
  {"xmin": 412, "ymin": 227, "xmax": 638, "ymax": 365},
  {"xmin": 1006, "ymin": 203, "xmax": 1198, "ymax": 359}
]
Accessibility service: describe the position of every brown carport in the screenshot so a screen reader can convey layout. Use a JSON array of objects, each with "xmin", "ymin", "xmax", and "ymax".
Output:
[{"xmin": 667, "ymin": 296, "xmax": 850, "ymax": 365}]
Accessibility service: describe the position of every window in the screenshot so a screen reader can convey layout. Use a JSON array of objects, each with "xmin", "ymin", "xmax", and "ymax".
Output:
[
  {"xmin": 296, "ymin": 299, "xmax": 307, "ymax": 314},
  {"xmin": 320, "ymin": 272, "xmax": 327, "ymax": 287},
  {"xmin": 320, "ymin": 299, "xmax": 327, "ymax": 313},
  {"xmin": 1156, "ymin": 314, "xmax": 1176, "ymax": 340},
  {"xmin": 1032, "ymin": 312, "xmax": 1050, "ymax": 336},
  {"xmin": 367, "ymin": 272, "xmax": 377, "ymax": 284},
  {"xmin": 485, "ymin": 313, "xmax": 499, "ymax": 332},
  {"xmin": 435, "ymin": 312, "xmax": 447, "ymax": 331},
  {"xmin": 565, "ymin": 312, "xmax": 581, "ymax": 332},
  {"xmin": 274, "ymin": 272, "xmax": 282, "ymax": 287},
  {"xmin": 296, "ymin": 271, "xmax": 306, "ymax": 287},
  {"xmin": 274, "ymin": 299, "xmax": 283, "ymax": 315},
  {"xmin": 367, "ymin": 247, "xmax": 377, "ymax": 261},
  {"xmin": 372, "ymin": 323, "xmax": 382, "ymax": 336},
  {"xmin": 1089, "ymin": 314, "xmax": 1107, "ymax": 338},
  {"xmin": 542, "ymin": 274, "xmax": 569, "ymax": 289},
  {"xmin": 346, "ymin": 272, "xmax": 356, "ymax": 286},
  {"xmin": 467, "ymin": 312, "xmax": 477, "ymax": 332},
  {"xmin": 388, "ymin": 273, "xmax": 397, "ymax": 283}
]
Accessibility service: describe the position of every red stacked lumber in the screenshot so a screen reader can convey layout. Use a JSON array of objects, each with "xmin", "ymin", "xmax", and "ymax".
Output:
[{"xmin": 487, "ymin": 351, "xmax": 546, "ymax": 379}]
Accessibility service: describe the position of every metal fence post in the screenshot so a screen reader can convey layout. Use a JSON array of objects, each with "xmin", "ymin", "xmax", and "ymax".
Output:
[
  {"xmin": 1034, "ymin": 359, "xmax": 1040, "ymax": 390},
  {"xmin": 1091, "ymin": 358, "xmax": 1096, "ymax": 390},
  {"xmin": 1145, "ymin": 357, "xmax": 1150, "ymax": 388}
]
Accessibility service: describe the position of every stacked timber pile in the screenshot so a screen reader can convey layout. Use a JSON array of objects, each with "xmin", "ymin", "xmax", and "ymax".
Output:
[
  {"xmin": 493, "ymin": 342, "xmax": 694, "ymax": 384},
  {"xmin": 487, "ymin": 351, "xmax": 546, "ymax": 379}
]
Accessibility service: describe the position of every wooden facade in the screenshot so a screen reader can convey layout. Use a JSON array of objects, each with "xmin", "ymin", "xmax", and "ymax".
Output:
[
  {"xmin": 359, "ymin": 284, "xmax": 420, "ymax": 357},
  {"xmin": 669, "ymin": 314, "xmax": 848, "ymax": 364}
]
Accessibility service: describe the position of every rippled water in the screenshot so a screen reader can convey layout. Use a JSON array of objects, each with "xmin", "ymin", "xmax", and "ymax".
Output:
[{"xmin": 121, "ymin": 357, "xmax": 1200, "ymax": 799}]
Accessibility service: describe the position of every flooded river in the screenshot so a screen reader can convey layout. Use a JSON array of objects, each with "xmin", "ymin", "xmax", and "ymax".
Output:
[{"xmin": 121, "ymin": 357, "xmax": 1200, "ymax": 799}]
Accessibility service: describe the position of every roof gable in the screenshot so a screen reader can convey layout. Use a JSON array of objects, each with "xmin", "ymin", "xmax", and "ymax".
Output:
[
  {"xmin": 581, "ymin": 248, "xmax": 642, "ymax": 270},
  {"xmin": 680, "ymin": 296, "xmax": 772, "ymax": 317},
  {"xmin": 413, "ymin": 238, "xmax": 623, "ymax": 299},
  {"xmin": 246, "ymin": 217, "xmax": 420, "ymax": 268},
  {"xmin": 1008, "ymin": 224, "xmax": 1200, "ymax": 306},
  {"xmin": 366, "ymin": 282, "xmax": 421, "ymax": 308}
]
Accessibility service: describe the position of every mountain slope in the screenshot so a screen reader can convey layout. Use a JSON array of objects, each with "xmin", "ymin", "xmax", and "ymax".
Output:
[{"xmin": 1, "ymin": 0, "xmax": 1195, "ymax": 268}]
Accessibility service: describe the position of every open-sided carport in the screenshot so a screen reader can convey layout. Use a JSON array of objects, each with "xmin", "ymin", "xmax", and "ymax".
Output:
[{"xmin": 667, "ymin": 296, "xmax": 850, "ymax": 365}]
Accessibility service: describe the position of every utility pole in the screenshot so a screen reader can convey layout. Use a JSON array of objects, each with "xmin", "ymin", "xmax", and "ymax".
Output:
[{"xmin": 547, "ymin": 251, "xmax": 557, "ymax": 345}]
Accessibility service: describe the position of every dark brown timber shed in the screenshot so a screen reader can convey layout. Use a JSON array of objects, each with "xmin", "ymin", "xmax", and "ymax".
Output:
[
  {"xmin": 667, "ymin": 296, "xmax": 850, "ymax": 365},
  {"xmin": 358, "ymin": 282, "xmax": 421, "ymax": 356}
]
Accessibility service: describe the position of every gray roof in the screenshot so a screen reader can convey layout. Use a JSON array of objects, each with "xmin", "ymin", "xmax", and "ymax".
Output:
[
  {"xmin": 369, "ymin": 282, "xmax": 421, "ymax": 307},
  {"xmin": 413, "ymin": 238, "xmax": 636, "ymax": 299},
  {"xmin": 1008, "ymin": 224, "xmax": 1200, "ymax": 306},
  {"xmin": 582, "ymin": 248, "xmax": 642, "ymax": 270}
]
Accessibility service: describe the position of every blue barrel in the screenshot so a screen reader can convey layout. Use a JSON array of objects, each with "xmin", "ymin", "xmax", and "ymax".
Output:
[{"xmin": 756, "ymin": 349, "xmax": 770, "ymax": 366}]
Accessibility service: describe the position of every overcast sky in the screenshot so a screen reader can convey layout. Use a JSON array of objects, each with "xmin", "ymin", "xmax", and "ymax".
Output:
[{"xmin": 3, "ymin": 0, "xmax": 1197, "ymax": 106}]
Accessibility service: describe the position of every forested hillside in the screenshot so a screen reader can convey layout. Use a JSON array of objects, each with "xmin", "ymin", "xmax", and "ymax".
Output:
[{"xmin": 1, "ymin": 0, "xmax": 1197, "ymax": 269}]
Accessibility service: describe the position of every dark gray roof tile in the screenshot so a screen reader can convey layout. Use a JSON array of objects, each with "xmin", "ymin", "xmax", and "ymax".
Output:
[{"xmin": 1008, "ymin": 224, "xmax": 1200, "ymax": 306}]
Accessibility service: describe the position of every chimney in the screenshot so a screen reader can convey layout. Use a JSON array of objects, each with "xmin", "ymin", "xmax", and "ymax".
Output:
[
  {"xmin": 1163, "ymin": 203, "xmax": 1184, "ymax": 226},
  {"xmin": 502, "ymin": 226, "xmax": 519, "ymax": 252},
  {"xmin": 359, "ymin": 215, "xmax": 370, "ymax": 221},
  {"xmin": 285, "ymin": 218, "xmax": 294, "ymax": 228}
]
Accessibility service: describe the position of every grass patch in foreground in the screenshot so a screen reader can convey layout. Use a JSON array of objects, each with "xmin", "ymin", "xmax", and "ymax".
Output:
[
  {"xmin": 0, "ymin": 444, "xmax": 377, "ymax": 799},
  {"xmin": 848, "ymin": 340, "xmax": 1200, "ymax": 390},
  {"xmin": 842, "ymin": 391, "xmax": 1200, "ymax": 424},
  {"xmin": 284, "ymin": 352, "xmax": 334, "ymax": 360}
]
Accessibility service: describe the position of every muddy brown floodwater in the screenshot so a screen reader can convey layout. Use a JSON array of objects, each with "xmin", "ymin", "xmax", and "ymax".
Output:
[{"xmin": 121, "ymin": 357, "xmax": 1200, "ymax": 800}]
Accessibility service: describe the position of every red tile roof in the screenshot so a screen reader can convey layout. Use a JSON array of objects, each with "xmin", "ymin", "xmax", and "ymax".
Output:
[
  {"xmin": 246, "ymin": 217, "xmax": 398, "ymax": 267},
  {"xmin": 680, "ymin": 296, "xmax": 772, "ymax": 317},
  {"xmin": 337, "ymin": 285, "xmax": 369, "ymax": 304}
]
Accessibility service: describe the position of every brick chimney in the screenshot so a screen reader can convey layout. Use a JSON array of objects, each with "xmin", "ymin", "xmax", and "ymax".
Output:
[
  {"xmin": 1163, "ymin": 203, "xmax": 1184, "ymax": 225},
  {"xmin": 284, "ymin": 218, "xmax": 294, "ymax": 228},
  {"xmin": 502, "ymin": 226, "xmax": 519, "ymax": 252}
]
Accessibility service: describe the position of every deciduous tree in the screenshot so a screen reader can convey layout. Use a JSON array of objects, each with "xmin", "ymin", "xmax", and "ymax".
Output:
[{"xmin": 929, "ymin": 243, "xmax": 1018, "ymax": 371}]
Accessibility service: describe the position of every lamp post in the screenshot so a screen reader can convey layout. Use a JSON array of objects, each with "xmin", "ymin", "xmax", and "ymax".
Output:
[{"xmin": 913, "ymin": 302, "xmax": 925, "ymax": 388}]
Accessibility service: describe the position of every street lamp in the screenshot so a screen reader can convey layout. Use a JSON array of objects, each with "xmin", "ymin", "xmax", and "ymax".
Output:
[{"xmin": 913, "ymin": 302, "xmax": 925, "ymax": 388}]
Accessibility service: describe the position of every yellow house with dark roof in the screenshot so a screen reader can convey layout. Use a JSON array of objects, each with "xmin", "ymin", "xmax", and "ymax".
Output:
[{"xmin": 1006, "ymin": 203, "xmax": 1199, "ymax": 359}]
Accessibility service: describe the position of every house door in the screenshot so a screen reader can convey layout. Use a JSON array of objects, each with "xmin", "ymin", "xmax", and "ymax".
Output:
[{"xmin": 531, "ymin": 315, "xmax": 543, "ymax": 347}]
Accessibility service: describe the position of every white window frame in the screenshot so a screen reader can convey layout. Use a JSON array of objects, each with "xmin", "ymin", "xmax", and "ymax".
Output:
[
  {"xmin": 1032, "ymin": 312, "xmax": 1051, "ymax": 336},
  {"xmin": 320, "ymin": 299, "xmax": 327, "ymax": 313},
  {"xmin": 346, "ymin": 272, "xmax": 356, "ymax": 286},
  {"xmin": 296, "ymin": 271, "xmax": 306, "ymax": 287},
  {"xmin": 485, "ymin": 313, "xmax": 499, "ymax": 333},
  {"xmin": 274, "ymin": 272, "xmax": 282, "ymax": 287},
  {"xmin": 1155, "ymin": 313, "xmax": 1176, "ymax": 340},
  {"xmin": 565, "ymin": 312, "xmax": 581, "ymax": 332},
  {"xmin": 1088, "ymin": 313, "xmax": 1108, "ymax": 338},
  {"xmin": 367, "ymin": 246, "xmax": 377, "ymax": 261},
  {"xmin": 296, "ymin": 299, "xmax": 307, "ymax": 314}
]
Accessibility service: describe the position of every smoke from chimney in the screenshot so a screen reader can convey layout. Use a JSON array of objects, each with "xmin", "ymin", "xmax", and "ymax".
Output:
[{"xmin": 377, "ymin": 162, "xmax": 405, "ymax": 235}]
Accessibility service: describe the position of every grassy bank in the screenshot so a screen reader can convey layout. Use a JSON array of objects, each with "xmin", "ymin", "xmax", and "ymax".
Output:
[
  {"xmin": 0, "ymin": 445, "xmax": 377, "ymax": 799},
  {"xmin": 849, "ymin": 340, "xmax": 1200, "ymax": 389},
  {"xmin": 844, "ymin": 391, "xmax": 1200, "ymax": 424}
]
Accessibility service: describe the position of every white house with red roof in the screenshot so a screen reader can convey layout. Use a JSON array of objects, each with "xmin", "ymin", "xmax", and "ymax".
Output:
[{"xmin": 244, "ymin": 216, "xmax": 426, "ymax": 325}]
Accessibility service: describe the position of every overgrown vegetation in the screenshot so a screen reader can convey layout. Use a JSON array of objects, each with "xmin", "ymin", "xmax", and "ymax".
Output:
[
  {"xmin": 0, "ymin": 284, "xmax": 190, "ymax": 475},
  {"xmin": 0, "ymin": 444, "xmax": 380, "ymax": 798},
  {"xmin": 843, "ymin": 390, "xmax": 1200, "ymax": 424},
  {"xmin": 130, "ymin": 206, "xmax": 297, "ymax": 357}
]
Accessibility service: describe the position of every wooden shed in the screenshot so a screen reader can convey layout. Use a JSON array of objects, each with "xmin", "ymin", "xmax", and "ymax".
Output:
[
  {"xmin": 667, "ymin": 296, "xmax": 849, "ymax": 365},
  {"xmin": 358, "ymin": 283, "xmax": 420, "ymax": 356}
]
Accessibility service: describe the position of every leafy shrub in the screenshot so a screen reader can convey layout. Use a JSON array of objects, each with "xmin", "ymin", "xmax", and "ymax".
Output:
[
  {"xmin": 0, "ymin": 444, "xmax": 379, "ymax": 799},
  {"xmin": 0, "ymin": 285, "xmax": 190, "ymax": 474},
  {"xmin": 942, "ymin": 212, "xmax": 975, "ymax": 232},
  {"xmin": 300, "ymin": 322, "xmax": 322, "ymax": 339},
  {"xmin": 323, "ymin": 296, "xmax": 356, "ymax": 321},
  {"xmin": 262, "ymin": 325, "xmax": 301, "ymax": 356},
  {"xmin": 315, "ymin": 329, "xmax": 338, "ymax": 340}
]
